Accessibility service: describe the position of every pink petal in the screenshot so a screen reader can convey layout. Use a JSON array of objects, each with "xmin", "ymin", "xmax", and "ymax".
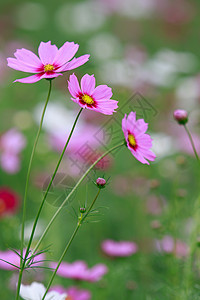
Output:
[
  {"xmin": 68, "ymin": 73, "xmax": 81, "ymax": 98},
  {"xmin": 53, "ymin": 42, "xmax": 79, "ymax": 67},
  {"xmin": 122, "ymin": 114, "xmax": 127, "ymax": 134},
  {"xmin": 40, "ymin": 72, "xmax": 63, "ymax": 79},
  {"xmin": 130, "ymin": 148, "xmax": 149, "ymax": 164},
  {"xmin": 81, "ymin": 74, "xmax": 95, "ymax": 95},
  {"xmin": 58, "ymin": 54, "xmax": 90, "ymax": 72},
  {"xmin": 14, "ymin": 48, "xmax": 42, "ymax": 68},
  {"xmin": 14, "ymin": 74, "xmax": 43, "ymax": 83},
  {"xmin": 134, "ymin": 119, "xmax": 148, "ymax": 135},
  {"xmin": 92, "ymin": 85, "xmax": 112, "ymax": 100},
  {"xmin": 95, "ymin": 99, "xmax": 118, "ymax": 115},
  {"xmin": 38, "ymin": 41, "xmax": 58, "ymax": 65},
  {"xmin": 7, "ymin": 58, "xmax": 39, "ymax": 73}
]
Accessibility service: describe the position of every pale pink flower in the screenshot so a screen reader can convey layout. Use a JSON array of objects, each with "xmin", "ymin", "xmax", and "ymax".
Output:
[
  {"xmin": 49, "ymin": 260, "xmax": 108, "ymax": 282},
  {"xmin": 101, "ymin": 239, "xmax": 138, "ymax": 257},
  {"xmin": 122, "ymin": 112, "xmax": 156, "ymax": 164},
  {"xmin": 155, "ymin": 235, "xmax": 189, "ymax": 258},
  {"xmin": 7, "ymin": 41, "xmax": 90, "ymax": 83},
  {"xmin": 52, "ymin": 286, "xmax": 91, "ymax": 300},
  {"xmin": 0, "ymin": 128, "xmax": 26, "ymax": 173},
  {"xmin": 0, "ymin": 249, "xmax": 45, "ymax": 270},
  {"xmin": 68, "ymin": 73, "xmax": 118, "ymax": 115}
]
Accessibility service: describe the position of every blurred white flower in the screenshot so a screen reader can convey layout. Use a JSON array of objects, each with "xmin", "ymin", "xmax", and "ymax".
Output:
[
  {"xmin": 176, "ymin": 76, "xmax": 200, "ymax": 110},
  {"xmin": 151, "ymin": 133, "xmax": 177, "ymax": 159},
  {"xmin": 55, "ymin": 2, "xmax": 106, "ymax": 34},
  {"xmin": 87, "ymin": 33, "xmax": 121, "ymax": 61},
  {"xmin": 20, "ymin": 282, "xmax": 67, "ymax": 300}
]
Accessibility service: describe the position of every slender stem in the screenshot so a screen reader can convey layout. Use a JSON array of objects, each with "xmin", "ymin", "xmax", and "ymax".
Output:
[
  {"xmin": 24, "ymin": 108, "xmax": 83, "ymax": 268},
  {"xmin": 32, "ymin": 142, "xmax": 125, "ymax": 255},
  {"xmin": 182, "ymin": 195, "xmax": 200, "ymax": 299},
  {"xmin": 15, "ymin": 80, "xmax": 52, "ymax": 300},
  {"xmin": 42, "ymin": 189, "xmax": 101, "ymax": 299},
  {"xmin": 184, "ymin": 124, "xmax": 200, "ymax": 162}
]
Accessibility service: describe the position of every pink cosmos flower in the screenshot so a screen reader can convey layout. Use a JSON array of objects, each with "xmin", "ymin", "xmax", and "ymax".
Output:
[
  {"xmin": 49, "ymin": 260, "xmax": 108, "ymax": 282},
  {"xmin": 0, "ymin": 128, "xmax": 26, "ymax": 173},
  {"xmin": 101, "ymin": 239, "xmax": 138, "ymax": 257},
  {"xmin": 52, "ymin": 286, "xmax": 91, "ymax": 300},
  {"xmin": 7, "ymin": 41, "xmax": 90, "ymax": 83},
  {"xmin": 122, "ymin": 112, "xmax": 156, "ymax": 164},
  {"xmin": 68, "ymin": 73, "xmax": 118, "ymax": 115},
  {"xmin": 0, "ymin": 249, "xmax": 45, "ymax": 271}
]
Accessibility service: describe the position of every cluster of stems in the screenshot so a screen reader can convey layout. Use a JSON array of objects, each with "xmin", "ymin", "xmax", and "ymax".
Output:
[{"xmin": 15, "ymin": 80, "xmax": 124, "ymax": 300}]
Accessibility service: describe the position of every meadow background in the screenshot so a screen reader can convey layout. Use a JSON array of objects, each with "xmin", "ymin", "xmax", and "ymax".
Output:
[{"xmin": 1, "ymin": 0, "xmax": 200, "ymax": 299}]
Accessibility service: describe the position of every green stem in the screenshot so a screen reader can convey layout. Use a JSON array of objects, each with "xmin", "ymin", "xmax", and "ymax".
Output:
[
  {"xmin": 24, "ymin": 108, "xmax": 83, "ymax": 268},
  {"xmin": 32, "ymin": 141, "xmax": 125, "ymax": 255},
  {"xmin": 42, "ymin": 189, "xmax": 101, "ymax": 299},
  {"xmin": 184, "ymin": 124, "xmax": 200, "ymax": 162},
  {"xmin": 15, "ymin": 80, "xmax": 52, "ymax": 300},
  {"xmin": 182, "ymin": 195, "xmax": 200, "ymax": 299}
]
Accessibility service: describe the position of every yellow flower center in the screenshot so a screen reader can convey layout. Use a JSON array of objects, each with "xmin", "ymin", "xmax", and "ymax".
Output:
[
  {"xmin": 0, "ymin": 199, "xmax": 6, "ymax": 214},
  {"xmin": 44, "ymin": 64, "xmax": 54, "ymax": 72},
  {"xmin": 82, "ymin": 94, "xmax": 94, "ymax": 105},
  {"xmin": 128, "ymin": 134, "xmax": 136, "ymax": 147}
]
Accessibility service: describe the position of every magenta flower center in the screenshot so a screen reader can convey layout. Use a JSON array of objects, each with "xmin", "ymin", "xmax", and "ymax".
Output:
[
  {"xmin": 44, "ymin": 64, "xmax": 54, "ymax": 72},
  {"xmin": 82, "ymin": 94, "xmax": 94, "ymax": 105},
  {"xmin": 0, "ymin": 199, "xmax": 6, "ymax": 214},
  {"xmin": 128, "ymin": 134, "xmax": 137, "ymax": 148}
]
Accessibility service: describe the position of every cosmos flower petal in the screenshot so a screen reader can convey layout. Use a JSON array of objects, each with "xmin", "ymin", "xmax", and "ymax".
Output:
[
  {"xmin": 122, "ymin": 114, "xmax": 127, "ymax": 134},
  {"xmin": 58, "ymin": 54, "xmax": 90, "ymax": 72},
  {"xmin": 38, "ymin": 41, "xmax": 58, "ymax": 65},
  {"xmin": 130, "ymin": 149, "xmax": 150, "ymax": 164},
  {"xmin": 81, "ymin": 74, "xmax": 96, "ymax": 95},
  {"xmin": 68, "ymin": 74, "xmax": 81, "ymax": 98},
  {"xmin": 53, "ymin": 42, "xmax": 79, "ymax": 66},
  {"xmin": 40, "ymin": 73, "xmax": 63, "ymax": 79},
  {"xmin": 14, "ymin": 74, "xmax": 43, "ymax": 83},
  {"xmin": 7, "ymin": 58, "xmax": 38, "ymax": 73},
  {"xmin": 14, "ymin": 48, "xmax": 42, "ymax": 68},
  {"xmin": 92, "ymin": 85, "xmax": 112, "ymax": 100}
]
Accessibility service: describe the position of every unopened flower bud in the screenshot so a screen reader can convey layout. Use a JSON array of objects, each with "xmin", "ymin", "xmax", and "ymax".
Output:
[
  {"xmin": 96, "ymin": 177, "xmax": 106, "ymax": 188},
  {"xmin": 80, "ymin": 207, "xmax": 86, "ymax": 213},
  {"xmin": 173, "ymin": 109, "xmax": 188, "ymax": 125}
]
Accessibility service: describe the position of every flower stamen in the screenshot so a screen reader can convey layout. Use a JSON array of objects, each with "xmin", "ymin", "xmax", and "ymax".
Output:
[
  {"xmin": 82, "ymin": 94, "xmax": 94, "ymax": 105},
  {"xmin": 44, "ymin": 64, "xmax": 54, "ymax": 72},
  {"xmin": 128, "ymin": 134, "xmax": 137, "ymax": 148}
]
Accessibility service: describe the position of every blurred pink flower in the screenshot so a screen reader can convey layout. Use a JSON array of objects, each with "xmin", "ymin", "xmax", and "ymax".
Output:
[
  {"xmin": 49, "ymin": 124, "xmax": 100, "ymax": 154},
  {"xmin": 101, "ymin": 239, "xmax": 138, "ymax": 257},
  {"xmin": 122, "ymin": 112, "xmax": 156, "ymax": 164},
  {"xmin": 49, "ymin": 261, "xmax": 108, "ymax": 282},
  {"xmin": 68, "ymin": 73, "xmax": 118, "ymax": 115},
  {"xmin": 0, "ymin": 128, "xmax": 26, "ymax": 174},
  {"xmin": 0, "ymin": 187, "xmax": 19, "ymax": 217},
  {"xmin": 52, "ymin": 286, "xmax": 91, "ymax": 300},
  {"xmin": 7, "ymin": 41, "xmax": 90, "ymax": 83},
  {"xmin": 155, "ymin": 235, "xmax": 189, "ymax": 258},
  {"xmin": 0, "ymin": 249, "xmax": 45, "ymax": 270}
]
